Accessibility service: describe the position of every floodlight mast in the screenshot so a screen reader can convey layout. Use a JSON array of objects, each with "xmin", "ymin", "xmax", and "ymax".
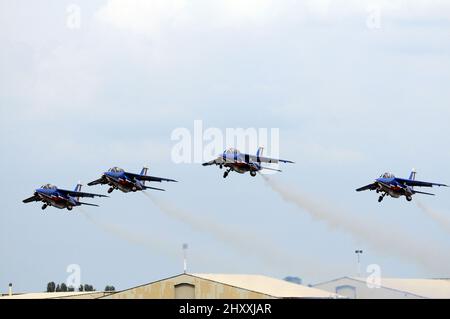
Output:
[
  {"xmin": 355, "ymin": 250, "xmax": 363, "ymax": 277},
  {"xmin": 183, "ymin": 243, "xmax": 188, "ymax": 274}
]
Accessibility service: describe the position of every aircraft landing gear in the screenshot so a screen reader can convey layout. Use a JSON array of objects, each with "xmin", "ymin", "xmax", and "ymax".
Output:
[
  {"xmin": 250, "ymin": 171, "xmax": 257, "ymax": 177},
  {"xmin": 41, "ymin": 204, "xmax": 47, "ymax": 210},
  {"xmin": 108, "ymin": 187, "xmax": 114, "ymax": 194},
  {"xmin": 378, "ymin": 194, "xmax": 386, "ymax": 203},
  {"xmin": 406, "ymin": 196, "xmax": 412, "ymax": 202},
  {"xmin": 67, "ymin": 206, "xmax": 73, "ymax": 211},
  {"xmin": 223, "ymin": 169, "xmax": 231, "ymax": 178}
]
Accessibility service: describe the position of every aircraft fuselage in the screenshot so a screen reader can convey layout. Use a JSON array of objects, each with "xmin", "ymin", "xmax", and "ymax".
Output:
[
  {"xmin": 104, "ymin": 172, "xmax": 143, "ymax": 193},
  {"xmin": 376, "ymin": 178, "xmax": 414, "ymax": 200},
  {"xmin": 36, "ymin": 189, "xmax": 78, "ymax": 210}
]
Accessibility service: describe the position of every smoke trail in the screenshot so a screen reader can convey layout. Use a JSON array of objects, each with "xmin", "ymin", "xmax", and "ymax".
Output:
[
  {"xmin": 415, "ymin": 200, "xmax": 450, "ymax": 235},
  {"xmin": 260, "ymin": 174, "xmax": 450, "ymax": 273},
  {"xmin": 79, "ymin": 208, "xmax": 177, "ymax": 259},
  {"xmin": 142, "ymin": 191, "xmax": 325, "ymax": 275},
  {"xmin": 78, "ymin": 208, "xmax": 238, "ymax": 272}
]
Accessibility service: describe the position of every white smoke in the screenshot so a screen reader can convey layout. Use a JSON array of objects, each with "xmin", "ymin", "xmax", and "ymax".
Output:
[
  {"xmin": 261, "ymin": 174, "xmax": 450, "ymax": 274},
  {"xmin": 79, "ymin": 208, "xmax": 177, "ymax": 259},
  {"xmin": 142, "ymin": 191, "xmax": 325, "ymax": 275},
  {"xmin": 415, "ymin": 200, "xmax": 450, "ymax": 235},
  {"xmin": 79, "ymin": 207, "xmax": 240, "ymax": 273}
]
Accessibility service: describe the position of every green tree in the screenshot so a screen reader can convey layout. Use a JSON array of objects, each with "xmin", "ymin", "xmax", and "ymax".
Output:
[
  {"xmin": 84, "ymin": 284, "xmax": 95, "ymax": 292},
  {"xmin": 105, "ymin": 285, "xmax": 115, "ymax": 292},
  {"xmin": 55, "ymin": 284, "xmax": 61, "ymax": 292},
  {"xmin": 60, "ymin": 283, "xmax": 68, "ymax": 292},
  {"xmin": 46, "ymin": 282, "xmax": 56, "ymax": 292},
  {"xmin": 78, "ymin": 284, "xmax": 84, "ymax": 292}
]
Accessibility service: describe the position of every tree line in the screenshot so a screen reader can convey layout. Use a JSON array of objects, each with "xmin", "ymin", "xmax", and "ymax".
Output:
[{"xmin": 46, "ymin": 282, "xmax": 115, "ymax": 292}]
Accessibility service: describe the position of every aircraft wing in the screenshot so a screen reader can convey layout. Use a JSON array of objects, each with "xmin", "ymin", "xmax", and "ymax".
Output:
[
  {"xmin": 202, "ymin": 157, "xmax": 225, "ymax": 166},
  {"xmin": 58, "ymin": 189, "xmax": 108, "ymax": 198},
  {"xmin": 395, "ymin": 178, "xmax": 448, "ymax": 188},
  {"xmin": 247, "ymin": 154, "xmax": 294, "ymax": 164},
  {"xmin": 22, "ymin": 194, "xmax": 41, "ymax": 203},
  {"xmin": 356, "ymin": 183, "xmax": 378, "ymax": 192},
  {"xmin": 87, "ymin": 175, "xmax": 108, "ymax": 186},
  {"xmin": 125, "ymin": 172, "xmax": 177, "ymax": 183}
]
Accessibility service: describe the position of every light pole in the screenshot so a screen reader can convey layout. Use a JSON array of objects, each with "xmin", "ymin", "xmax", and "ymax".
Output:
[
  {"xmin": 182, "ymin": 243, "xmax": 188, "ymax": 274},
  {"xmin": 355, "ymin": 250, "xmax": 363, "ymax": 277}
]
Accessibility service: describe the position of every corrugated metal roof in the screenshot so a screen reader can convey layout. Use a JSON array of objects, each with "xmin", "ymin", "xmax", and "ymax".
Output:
[
  {"xmin": 0, "ymin": 291, "xmax": 107, "ymax": 299},
  {"xmin": 350, "ymin": 277, "xmax": 450, "ymax": 299},
  {"xmin": 314, "ymin": 277, "xmax": 450, "ymax": 299},
  {"xmin": 193, "ymin": 273, "xmax": 343, "ymax": 298}
]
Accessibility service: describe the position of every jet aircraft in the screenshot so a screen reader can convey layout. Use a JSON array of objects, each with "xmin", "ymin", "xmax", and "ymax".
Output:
[
  {"xmin": 23, "ymin": 183, "xmax": 107, "ymax": 210},
  {"xmin": 202, "ymin": 147, "xmax": 294, "ymax": 178},
  {"xmin": 356, "ymin": 169, "xmax": 447, "ymax": 202},
  {"xmin": 88, "ymin": 167, "xmax": 177, "ymax": 193}
]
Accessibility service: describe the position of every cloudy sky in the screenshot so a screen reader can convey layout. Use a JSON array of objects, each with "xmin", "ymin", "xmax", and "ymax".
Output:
[{"xmin": 1, "ymin": 0, "xmax": 450, "ymax": 292}]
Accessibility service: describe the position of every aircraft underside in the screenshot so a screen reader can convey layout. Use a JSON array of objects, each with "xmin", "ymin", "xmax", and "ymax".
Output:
[
  {"xmin": 106, "ymin": 178, "xmax": 140, "ymax": 193},
  {"xmin": 376, "ymin": 184, "xmax": 412, "ymax": 202},
  {"xmin": 38, "ymin": 195, "xmax": 74, "ymax": 210},
  {"xmin": 221, "ymin": 163, "xmax": 258, "ymax": 178}
]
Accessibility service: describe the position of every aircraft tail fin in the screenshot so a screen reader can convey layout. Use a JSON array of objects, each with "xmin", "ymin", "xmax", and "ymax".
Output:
[
  {"xmin": 256, "ymin": 147, "xmax": 264, "ymax": 162},
  {"xmin": 409, "ymin": 168, "xmax": 417, "ymax": 181},
  {"xmin": 140, "ymin": 167, "xmax": 149, "ymax": 176},
  {"xmin": 74, "ymin": 182, "xmax": 82, "ymax": 201},
  {"xmin": 409, "ymin": 169, "xmax": 417, "ymax": 190},
  {"xmin": 140, "ymin": 167, "xmax": 149, "ymax": 186}
]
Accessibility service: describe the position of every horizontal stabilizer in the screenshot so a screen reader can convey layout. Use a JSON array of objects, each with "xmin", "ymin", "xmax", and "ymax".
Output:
[
  {"xmin": 261, "ymin": 166, "xmax": 282, "ymax": 172},
  {"xmin": 144, "ymin": 186, "xmax": 165, "ymax": 192},
  {"xmin": 413, "ymin": 190, "xmax": 435, "ymax": 196},
  {"xmin": 79, "ymin": 202, "xmax": 100, "ymax": 207}
]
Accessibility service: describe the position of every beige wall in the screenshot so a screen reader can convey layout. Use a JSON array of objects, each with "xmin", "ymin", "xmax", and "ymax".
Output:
[{"xmin": 103, "ymin": 274, "xmax": 274, "ymax": 299}]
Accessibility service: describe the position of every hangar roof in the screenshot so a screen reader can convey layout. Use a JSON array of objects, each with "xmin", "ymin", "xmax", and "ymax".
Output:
[
  {"xmin": 193, "ymin": 273, "xmax": 342, "ymax": 298},
  {"xmin": 0, "ymin": 291, "xmax": 109, "ymax": 299},
  {"xmin": 315, "ymin": 276, "xmax": 450, "ymax": 299}
]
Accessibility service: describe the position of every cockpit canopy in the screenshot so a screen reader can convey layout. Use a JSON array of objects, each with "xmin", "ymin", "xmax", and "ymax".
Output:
[
  {"xmin": 225, "ymin": 148, "xmax": 240, "ymax": 155},
  {"xmin": 109, "ymin": 167, "xmax": 124, "ymax": 173},
  {"xmin": 41, "ymin": 184, "xmax": 57, "ymax": 190},
  {"xmin": 380, "ymin": 172, "xmax": 395, "ymax": 179}
]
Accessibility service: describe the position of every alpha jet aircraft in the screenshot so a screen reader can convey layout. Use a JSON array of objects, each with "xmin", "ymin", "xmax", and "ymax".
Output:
[
  {"xmin": 202, "ymin": 147, "xmax": 294, "ymax": 178},
  {"xmin": 356, "ymin": 169, "xmax": 448, "ymax": 203},
  {"xmin": 23, "ymin": 183, "xmax": 107, "ymax": 211},
  {"xmin": 88, "ymin": 167, "xmax": 177, "ymax": 193}
]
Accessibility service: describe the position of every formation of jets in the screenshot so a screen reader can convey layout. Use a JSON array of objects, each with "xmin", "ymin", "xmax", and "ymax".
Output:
[
  {"xmin": 23, "ymin": 147, "xmax": 448, "ymax": 210},
  {"xmin": 23, "ymin": 167, "xmax": 177, "ymax": 211}
]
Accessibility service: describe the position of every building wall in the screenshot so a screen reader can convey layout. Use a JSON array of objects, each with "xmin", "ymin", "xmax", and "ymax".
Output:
[
  {"xmin": 103, "ymin": 274, "xmax": 274, "ymax": 299},
  {"xmin": 314, "ymin": 278, "xmax": 423, "ymax": 299}
]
